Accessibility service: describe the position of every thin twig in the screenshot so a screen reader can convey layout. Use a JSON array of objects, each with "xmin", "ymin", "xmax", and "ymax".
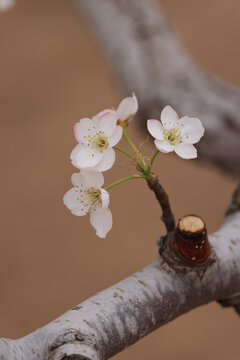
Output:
[{"xmin": 147, "ymin": 174, "xmax": 175, "ymax": 233}]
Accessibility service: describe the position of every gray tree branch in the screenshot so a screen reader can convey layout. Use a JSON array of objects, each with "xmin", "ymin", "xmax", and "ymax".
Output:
[
  {"xmin": 75, "ymin": 0, "xmax": 240, "ymax": 174},
  {"xmin": 0, "ymin": 206, "xmax": 239, "ymax": 359},
  {"xmin": 0, "ymin": 2, "xmax": 239, "ymax": 359}
]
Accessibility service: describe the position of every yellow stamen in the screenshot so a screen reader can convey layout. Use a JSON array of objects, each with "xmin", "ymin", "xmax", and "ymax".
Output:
[
  {"xmin": 163, "ymin": 128, "xmax": 182, "ymax": 145},
  {"xmin": 88, "ymin": 133, "xmax": 109, "ymax": 152}
]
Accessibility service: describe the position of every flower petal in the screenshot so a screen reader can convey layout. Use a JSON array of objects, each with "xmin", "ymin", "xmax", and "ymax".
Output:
[
  {"xmin": 93, "ymin": 109, "xmax": 114, "ymax": 121},
  {"xmin": 100, "ymin": 188, "xmax": 110, "ymax": 209},
  {"xmin": 63, "ymin": 188, "xmax": 81, "ymax": 208},
  {"xmin": 174, "ymin": 143, "xmax": 197, "ymax": 159},
  {"xmin": 178, "ymin": 116, "xmax": 205, "ymax": 144},
  {"xmin": 90, "ymin": 204, "xmax": 113, "ymax": 238},
  {"xmin": 94, "ymin": 148, "xmax": 115, "ymax": 172},
  {"xmin": 161, "ymin": 105, "xmax": 178, "ymax": 129},
  {"xmin": 108, "ymin": 126, "xmax": 123, "ymax": 147},
  {"xmin": 147, "ymin": 119, "xmax": 164, "ymax": 139},
  {"xmin": 71, "ymin": 172, "xmax": 85, "ymax": 187},
  {"xmin": 70, "ymin": 144, "xmax": 82, "ymax": 169},
  {"xmin": 74, "ymin": 118, "xmax": 97, "ymax": 144},
  {"xmin": 98, "ymin": 111, "xmax": 117, "ymax": 137},
  {"xmin": 70, "ymin": 144, "xmax": 103, "ymax": 169},
  {"xmin": 63, "ymin": 188, "xmax": 91, "ymax": 216},
  {"xmin": 72, "ymin": 170, "xmax": 104, "ymax": 189},
  {"xmin": 116, "ymin": 93, "xmax": 138, "ymax": 122},
  {"xmin": 154, "ymin": 139, "xmax": 174, "ymax": 153}
]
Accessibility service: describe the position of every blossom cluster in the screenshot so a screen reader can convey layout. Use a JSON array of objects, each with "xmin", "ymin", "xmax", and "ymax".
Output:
[
  {"xmin": 63, "ymin": 95, "xmax": 204, "ymax": 238},
  {"xmin": 63, "ymin": 95, "xmax": 138, "ymax": 238}
]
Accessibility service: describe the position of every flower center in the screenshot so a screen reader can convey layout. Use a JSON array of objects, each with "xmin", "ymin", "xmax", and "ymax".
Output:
[
  {"xmin": 86, "ymin": 188, "xmax": 101, "ymax": 206},
  {"xmin": 76, "ymin": 186, "xmax": 101, "ymax": 212},
  {"xmin": 88, "ymin": 132, "xmax": 109, "ymax": 152},
  {"xmin": 163, "ymin": 128, "xmax": 182, "ymax": 145}
]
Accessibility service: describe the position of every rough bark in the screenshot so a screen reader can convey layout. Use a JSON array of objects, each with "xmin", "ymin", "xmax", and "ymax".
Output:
[
  {"xmin": 75, "ymin": 0, "xmax": 240, "ymax": 175},
  {"xmin": 0, "ymin": 207, "xmax": 239, "ymax": 359}
]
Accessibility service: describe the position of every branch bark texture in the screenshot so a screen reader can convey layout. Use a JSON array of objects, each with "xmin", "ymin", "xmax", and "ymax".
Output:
[
  {"xmin": 1, "ymin": 210, "xmax": 240, "ymax": 360},
  {"xmin": 76, "ymin": 0, "xmax": 240, "ymax": 174}
]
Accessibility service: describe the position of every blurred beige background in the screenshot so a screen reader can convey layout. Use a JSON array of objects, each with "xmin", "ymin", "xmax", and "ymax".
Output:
[{"xmin": 0, "ymin": 0, "xmax": 239, "ymax": 359}]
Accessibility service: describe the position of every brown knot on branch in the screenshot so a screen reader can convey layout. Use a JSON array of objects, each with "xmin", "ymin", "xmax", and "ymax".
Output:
[
  {"xmin": 173, "ymin": 215, "xmax": 210, "ymax": 266},
  {"xmin": 146, "ymin": 174, "xmax": 214, "ymax": 273},
  {"xmin": 159, "ymin": 215, "xmax": 215, "ymax": 276}
]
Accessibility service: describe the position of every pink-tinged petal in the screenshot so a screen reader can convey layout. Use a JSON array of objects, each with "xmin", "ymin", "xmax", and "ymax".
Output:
[
  {"xmin": 174, "ymin": 143, "xmax": 197, "ymax": 159},
  {"xmin": 70, "ymin": 144, "xmax": 103, "ymax": 168},
  {"xmin": 94, "ymin": 148, "xmax": 115, "ymax": 172},
  {"xmin": 90, "ymin": 204, "xmax": 113, "ymax": 238},
  {"xmin": 108, "ymin": 126, "xmax": 123, "ymax": 147},
  {"xmin": 72, "ymin": 170, "xmax": 104, "ymax": 189},
  {"xmin": 147, "ymin": 119, "xmax": 164, "ymax": 139},
  {"xmin": 100, "ymin": 188, "xmax": 110, "ymax": 209},
  {"xmin": 63, "ymin": 188, "xmax": 90, "ymax": 216},
  {"xmin": 116, "ymin": 93, "xmax": 138, "ymax": 122},
  {"xmin": 74, "ymin": 118, "xmax": 97, "ymax": 144},
  {"xmin": 93, "ymin": 109, "xmax": 114, "ymax": 121},
  {"xmin": 161, "ymin": 105, "xmax": 178, "ymax": 130},
  {"xmin": 154, "ymin": 139, "xmax": 174, "ymax": 153},
  {"xmin": 178, "ymin": 116, "xmax": 205, "ymax": 144},
  {"xmin": 98, "ymin": 112, "xmax": 117, "ymax": 137}
]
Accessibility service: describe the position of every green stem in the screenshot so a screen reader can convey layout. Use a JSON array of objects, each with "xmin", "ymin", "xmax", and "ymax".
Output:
[
  {"xmin": 150, "ymin": 150, "xmax": 159, "ymax": 166},
  {"xmin": 104, "ymin": 174, "xmax": 146, "ymax": 191},
  {"xmin": 122, "ymin": 127, "xmax": 139, "ymax": 154},
  {"xmin": 113, "ymin": 145, "xmax": 132, "ymax": 159},
  {"xmin": 122, "ymin": 127, "xmax": 147, "ymax": 172}
]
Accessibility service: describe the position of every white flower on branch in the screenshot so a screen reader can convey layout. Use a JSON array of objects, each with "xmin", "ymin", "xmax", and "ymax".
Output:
[
  {"xmin": 63, "ymin": 170, "xmax": 112, "ymax": 238},
  {"xmin": 94, "ymin": 94, "xmax": 138, "ymax": 126},
  {"xmin": 147, "ymin": 106, "xmax": 205, "ymax": 159},
  {"xmin": 115, "ymin": 93, "xmax": 138, "ymax": 125},
  {"xmin": 71, "ymin": 111, "xmax": 122, "ymax": 172}
]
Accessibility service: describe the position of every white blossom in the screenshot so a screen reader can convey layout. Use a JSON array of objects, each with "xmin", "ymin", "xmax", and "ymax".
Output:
[
  {"xmin": 71, "ymin": 111, "xmax": 122, "ymax": 172},
  {"xmin": 115, "ymin": 93, "xmax": 138, "ymax": 125},
  {"xmin": 63, "ymin": 170, "xmax": 112, "ymax": 238},
  {"xmin": 147, "ymin": 105, "xmax": 205, "ymax": 159}
]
